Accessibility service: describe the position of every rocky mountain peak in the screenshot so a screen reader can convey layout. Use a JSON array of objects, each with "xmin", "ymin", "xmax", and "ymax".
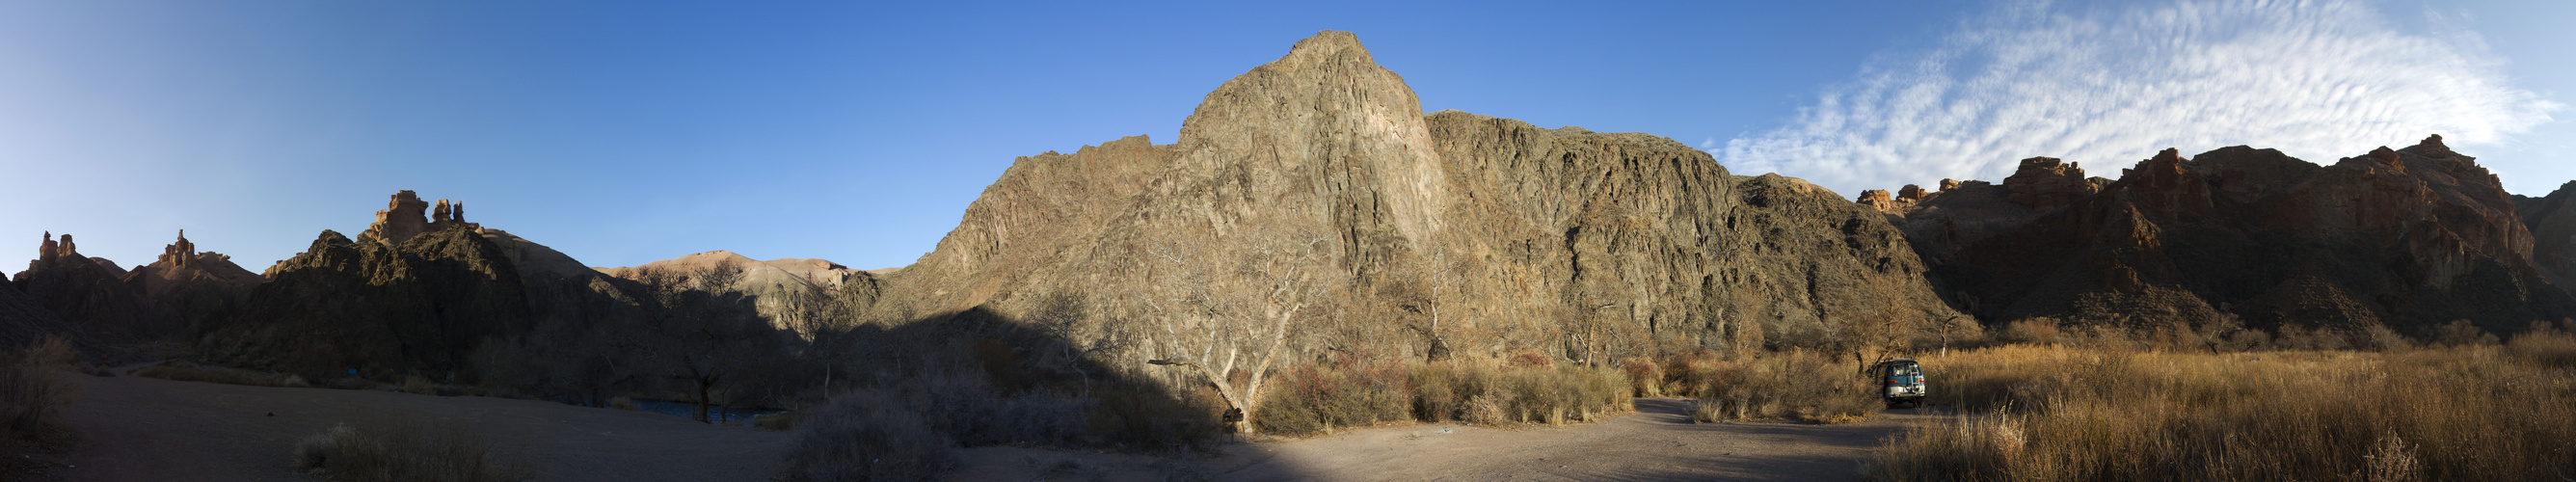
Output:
[
  {"xmin": 2002, "ymin": 156, "xmax": 2097, "ymax": 211},
  {"xmin": 1173, "ymin": 30, "xmax": 1447, "ymax": 246}
]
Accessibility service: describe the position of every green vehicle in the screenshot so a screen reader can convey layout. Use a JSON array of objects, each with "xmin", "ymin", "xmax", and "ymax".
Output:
[{"xmin": 1875, "ymin": 359, "xmax": 1926, "ymax": 409}]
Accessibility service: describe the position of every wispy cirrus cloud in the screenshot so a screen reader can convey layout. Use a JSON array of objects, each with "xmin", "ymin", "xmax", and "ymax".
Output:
[{"xmin": 1721, "ymin": 0, "xmax": 2561, "ymax": 195}]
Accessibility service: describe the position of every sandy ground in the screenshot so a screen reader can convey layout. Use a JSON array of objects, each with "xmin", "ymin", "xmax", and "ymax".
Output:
[
  {"xmin": 20, "ymin": 370, "xmax": 786, "ymax": 482},
  {"xmin": 15, "ymin": 371, "xmax": 1939, "ymax": 482},
  {"xmin": 957, "ymin": 398, "xmax": 1948, "ymax": 481}
]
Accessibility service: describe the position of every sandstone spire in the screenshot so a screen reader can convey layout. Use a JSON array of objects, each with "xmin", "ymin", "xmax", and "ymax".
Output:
[
  {"xmin": 38, "ymin": 231, "xmax": 57, "ymax": 264},
  {"xmin": 159, "ymin": 229, "xmax": 198, "ymax": 269}
]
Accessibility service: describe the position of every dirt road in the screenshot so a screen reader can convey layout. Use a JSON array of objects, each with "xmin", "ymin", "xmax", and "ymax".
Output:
[
  {"xmin": 22, "ymin": 372, "xmax": 1933, "ymax": 481},
  {"xmin": 959, "ymin": 398, "xmax": 1945, "ymax": 481},
  {"xmin": 25, "ymin": 372, "xmax": 786, "ymax": 482}
]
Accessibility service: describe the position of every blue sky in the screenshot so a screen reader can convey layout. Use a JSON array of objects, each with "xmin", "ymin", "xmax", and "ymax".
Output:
[{"xmin": 3, "ymin": 0, "xmax": 2569, "ymax": 273}]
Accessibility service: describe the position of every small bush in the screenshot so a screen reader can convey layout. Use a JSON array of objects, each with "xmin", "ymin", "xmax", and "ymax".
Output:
[
  {"xmin": 290, "ymin": 412, "xmax": 530, "ymax": 482},
  {"xmin": 607, "ymin": 396, "xmax": 638, "ymax": 411},
  {"xmin": 26, "ymin": 336, "xmax": 76, "ymax": 367},
  {"xmin": 1256, "ymin": 357, "xmax": 1409, "ymax": 436},
  {"xmin": 1, "ymin": 348, "xmax": 77, "ymax": 437},
  {"xmin": 782, "ymin": 392, "xmax": 959, "ymax": 482},
  {"xmin": 753, "ymin": 412, "xmax": 797, "ymax": 432},
  {"xmin": 1619, "ymin": 358, "xmax": 1664, "ymax": 397},
  {"xmin": 1671, "ymin": 351, "xmax": 1876, "ymax": 423},
  {"xmin": 1257, "ymin": 356, "xmax": 1631, "ymax": 435},
  {"xmin": 134, "ymin": 362, "xmax": 306, "ymax": 388},
  {"xmin": 402, "ymin": 375, "xmax": 438, "ymax": 395}
]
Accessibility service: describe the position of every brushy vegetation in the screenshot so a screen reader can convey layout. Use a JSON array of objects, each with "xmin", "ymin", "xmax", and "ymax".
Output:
[
  {"xmin": 1254, "ymin": 353, "xmax": 1633, "ymax": 436},
  {"xmin": 290, "ymin": 411, "xmax": 531, "ymax": 482},
  {"xmin": 134, "ymin": 362, "xmax": 313, "ymax": 388},
  {"xmin": 780, "ymin": 391, "xmax": 961, "ymax": 482},
  {"xmin": 2, "ymin": 337, "xmax": 79, "ymax": 439},
  {"xmin": 1870, "ymin": 321, "xmax": 2576, "ymax": 481},
  {"xmin": 1654, "ymin": 350, "xmax": 1883, "ymax": 424}
]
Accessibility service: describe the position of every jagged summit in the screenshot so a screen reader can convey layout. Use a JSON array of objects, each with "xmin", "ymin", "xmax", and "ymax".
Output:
[{"xmin": 356, "ymin": 190, "xmax": 473, "ymax": 246}]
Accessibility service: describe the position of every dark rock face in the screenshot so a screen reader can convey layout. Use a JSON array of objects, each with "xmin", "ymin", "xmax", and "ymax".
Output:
[
  {"xmin": 2516, "ymin": 181, "xmax": 2576, "ymax": 287},
  {"xmin": 855, "ymin": 31, "xmax": 1959, "ymax": 370},
  {"xmin": 13, "ymin": 232, "xmax": 176, "ymax": 341},
  {"xmin": 1887, "ymin": 135, "xmax": 2571, "ymax": 335},
  {"xmin": 0, "ymin": 267, "xmax": 77, "ymax": 351},
  {"xmin": 205, "ymin": 197, "xmax": 536, "ymax": 380}
]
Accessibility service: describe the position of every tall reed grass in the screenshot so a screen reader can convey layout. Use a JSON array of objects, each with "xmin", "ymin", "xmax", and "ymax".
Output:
[{"xmin": 1872, "ymin": 330, "xmax": 2576, "ymax": 481}]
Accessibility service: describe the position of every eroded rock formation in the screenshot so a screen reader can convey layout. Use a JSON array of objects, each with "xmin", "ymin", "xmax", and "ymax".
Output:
[
  {"xmin": 1879, "ymin": 135, "xmax": 2571, "ymax": 335},
  {"xmin": 12, "ymin": 232, "xmax": 176, "ymax": 341},
  {"xmin": 121, "ymin": 230, "xmax": 263, "ymax": 334}
]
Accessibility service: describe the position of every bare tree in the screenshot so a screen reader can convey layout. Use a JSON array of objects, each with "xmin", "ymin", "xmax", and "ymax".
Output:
[
  {"xmin": 639, "ymin": 263, "xmax": 768, "ymax": 423},
  {"xmin": 1030, "ymin": 294, "xmax": 1131, "ymax": 397},
  {"xmin": 1401, "ymin": 255, "xmax": 1473, "ymax": 362},
  {"xmin": 1141, "ymin": 232, "xmax": 1337, "ymax": 433}
]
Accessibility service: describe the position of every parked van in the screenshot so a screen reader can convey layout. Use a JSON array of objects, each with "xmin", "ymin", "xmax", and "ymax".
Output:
[{"xmin": 1875, "ymin": 359, "xmax": 1926, "ymax": 409}]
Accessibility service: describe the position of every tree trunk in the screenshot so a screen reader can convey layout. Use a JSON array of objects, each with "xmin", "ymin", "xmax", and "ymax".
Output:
[{"xmin": 693, "ymin": 382, "xmax": 711, "ymax": 423}]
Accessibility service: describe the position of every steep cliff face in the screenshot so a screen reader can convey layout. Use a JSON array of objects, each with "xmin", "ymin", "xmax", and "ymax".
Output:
[
  {"xmin": 12, "ymin": 232, "xmax": 176, "ymax": 341},
  {"xmin": 0, "ymin": 266, "xmax": 78, "ymax": 351},
  {"xmin": 859, "ymin": 31, "xmax": 1959, "ymax": 369},
  {"xmin": 2516, "ymin": 181, "xmax": 2576, "ymax": 287},
  {"xmin": 1889, "ymin": 136, "xmax": 2570, "ymax": 335}
]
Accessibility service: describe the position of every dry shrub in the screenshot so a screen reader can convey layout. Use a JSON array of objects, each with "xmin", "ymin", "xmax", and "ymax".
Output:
[
  {"xmin": 25, "ymin": 336, "xmax": 76, "ymax": 367},
  {"xmin": 2, "ymin": 339, "xmax": 79, "ymax": 437},
  {"xmin": 2507, "ymin": 320, "xmax": 2576, "ymax": 367},
  {"xmin": 607, "ymin": 396, "xmax": 638, "ymax": 411},
  {"xmin": 1674, "ymin": 350, "xmax": 1876, "ymax": 423},
  {"xmin": 1090, "ymin": 383, "xmax": 1221, "ymax": 449},
  {"xmin": 1872, "ymin": 344, "xmax": 2576, "ymax": 481},
  {"xmin": 753, "ymin": 412, "xmax": 797, "ymax": 432},
  {"xmin": 1619, "ymin": 358, "xmax": 1664, "ymax": 397},
  {"xmin": 1998, "ymin": 318, "xmax": 2063, "ymax": 345},
  {"xmin": 1256, "ymin": 357, "xmax": 1409, "ymax": 435},
  {"xmin": 782, "ymin": 391, "xmax": 959, "ymax": 482},
  {"xmin": 290, "ymin": 412, "xmax": 530, "ymax": 482},
  {"xmin": 1258, "ymin": 356, "xmax": 1631, "ymax": 436},
  {"xmin": 134, "ymin": 362, "xmax": 307, "ymax": 388},
  {"xmin": 2431, "ymin": 319, "xmax": 2500, "ymax": 347},
  {"xmin": 402, "ymin": 375, "xmax": 438, "ymax": 395}
]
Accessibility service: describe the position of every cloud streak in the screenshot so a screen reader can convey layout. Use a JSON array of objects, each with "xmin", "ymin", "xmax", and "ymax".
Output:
[{"xmin": 1721, "ymin": 0, "xmax": 2561, "ymax": 195}]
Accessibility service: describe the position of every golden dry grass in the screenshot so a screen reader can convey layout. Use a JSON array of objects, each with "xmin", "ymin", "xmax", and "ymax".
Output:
[
  {"xmin": 1662, "ymin": 350, "xmax": 1880, "ymax": 424},
  {"xmin": 1871, "ymin": 331, "xmax": 2576, "ymax": 481}
]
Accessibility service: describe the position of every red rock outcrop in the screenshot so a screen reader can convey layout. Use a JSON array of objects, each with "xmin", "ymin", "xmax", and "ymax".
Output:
[
  {"xmin": 1906, "ymin": 135, "xmax": 2568, "ymax": 334},
  {"xmin": 2000, "ymin": 156, "xmax": 2099, "ymax": 211}
]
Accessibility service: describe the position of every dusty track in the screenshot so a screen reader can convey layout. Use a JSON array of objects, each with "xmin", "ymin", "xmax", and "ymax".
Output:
[
  {"xmin": 22, "ymin": 373, "xmax": 1934, "ymax": 481},
  {"xmin": 27, "ymin": 372, "xmax": 785, "ymax": 481},
  {"xmin": 959, "ymin": 398, "xmax": 1946, "ymax": 481}
]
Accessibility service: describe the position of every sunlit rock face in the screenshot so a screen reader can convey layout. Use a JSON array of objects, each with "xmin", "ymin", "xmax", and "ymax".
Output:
[{"xmin": 850, "ymin": 30, "xmax": 1962, "ymax": 375}]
